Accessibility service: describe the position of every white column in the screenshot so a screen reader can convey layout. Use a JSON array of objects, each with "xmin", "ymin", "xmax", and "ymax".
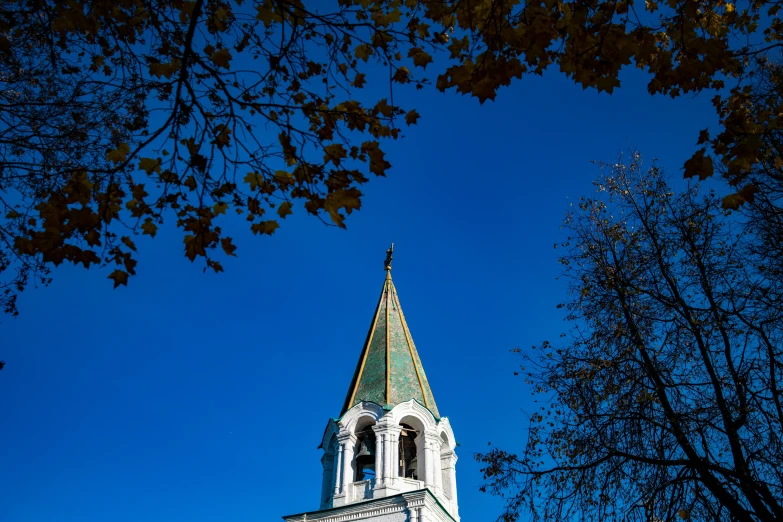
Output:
[
  {"xmin": 372, "ymin": 418, "xmax": 402, "ymax": 498},
  {"xmin": 387, "ymin": 427, "xmax": 400, "ymax": 486},
  {"xmin": 373, "ymin": 429, "xmax": 385, "ymax": 486},
  {"xmin": 333, "ymin": 444, "xmax": 344, "ymax": 495},
  {"xmin": 448, "ymin": 452, "xmax": 459, "ymax": 514},
  {"xmin": 422, "ymin": 430, "xmax": 442, "ymax": 496},
  {"xmin": 338, "ymin": 433, "xmax": 357, "ymax": 490},
  {"xmin": 320, "ymin": 453, "xmax": 335, "ymax": 508}
]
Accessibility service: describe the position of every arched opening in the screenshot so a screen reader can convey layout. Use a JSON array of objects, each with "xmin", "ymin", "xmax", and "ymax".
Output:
[
  {"xmin": 398, "ymin": 423, "xmax": 419, "ymax": 479},
  {"xmin": 354, "ymin": 420, "xmax": 377, "ymax": 482},
  {"xmin": 321, "ymin": 434, "xmax": 338, "ymax": 508},
  {"xmin": 440, "ymin": 432, "xmax": 454, "ymax": 500}
]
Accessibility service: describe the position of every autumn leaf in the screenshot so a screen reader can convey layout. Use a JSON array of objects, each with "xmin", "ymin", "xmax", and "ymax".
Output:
[
  {"xmin": 324, "ymin": 143, "xmax": 348, "ymax": 166},
  {"xmin": 108, "ymin": 270, "xmax": 129, "ymax": 289},
  {"xmin": 405, "ymin": 109, "xmax": 420, "ymax": 126},
  {"xmin": 408, "ymin": 47, "xmax": 433, "ymax": 68},
  {"xmin": 121, "ymin": 236, "xmax": 137, "ymax": 252},
  {"xmin": 325, "ymin": 188, "xmax": 362, "ymax": 227},
  {"xmin": 213, "ymin": 202, "xmax": 228, "ymax": 215},
  {"xmin": 722, "ymin": 184, "xmax": 758, "ymax": 210},
  {"xmin": 256, "ymin": 2, "xmax": 282, "ymax": 25},
  {"xmin": 251, "ymin": 220, "xmax": 279, "ymax": 235},
  {"xmin": 141, "ymin": 219, "xmax": 158, "ymax": 237},
  {"xmin": 107, "ymin": 143, "xmax": 131, "ymax": 164},
  {"xmin": 277, "ymin": 201, "xmax": 293, "ymax": 218},
  {"xmin": 244, "ymin": 172, "xmax": 262, "ymax": 191},
  {"xmin": 221, "ymin": 237, "xmax": 237, "ymax": 256},
  {"xmin": 209, "ymin": 48, "xmax": 232, "ymax": 69},
  {"xmin": 139, "ymin": 158, "xmax": 161, "ymax": 174},
  {"xmin": 149, "ymin": 59, "xmax": 181, "ymax": 79},
  {"xmin": 355, "ymin": 44, "xmax": 374, "ymax": 62},
  {"xmin": 683, "ymin": 149, "xmax": 714, "ymax": 180}
]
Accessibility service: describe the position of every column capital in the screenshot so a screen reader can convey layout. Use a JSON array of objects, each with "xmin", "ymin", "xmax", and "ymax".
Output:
[{"xmin": 337, "ymin": 432, "xmax": 357, "ymax": 444}]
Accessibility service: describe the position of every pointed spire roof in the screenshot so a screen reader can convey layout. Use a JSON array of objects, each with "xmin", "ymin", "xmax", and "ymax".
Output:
[{"xmin": 340, "ymin": 245, "xmax": 439, "ymax": 418}]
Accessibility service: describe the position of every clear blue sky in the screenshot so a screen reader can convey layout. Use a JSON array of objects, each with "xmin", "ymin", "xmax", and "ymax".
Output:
[{"xmin": 1, "ymin": 61, "xmax": 717, "ymax": 521}]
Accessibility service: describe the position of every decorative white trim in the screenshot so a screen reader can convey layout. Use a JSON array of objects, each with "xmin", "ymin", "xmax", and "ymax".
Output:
[{"xmin": 284, "ymin": 489, "xmax": 455, "ymax": 522}]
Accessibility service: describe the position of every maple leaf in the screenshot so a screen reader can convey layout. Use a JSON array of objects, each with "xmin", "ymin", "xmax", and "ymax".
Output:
[
  {"xmin": 209, "ymin": 48, "xmax": 232, "ymax": 69},
  {"xmin": 405, "ymin": 109, "xmax": 420, "ymax": 126},
  {"xmin": 107, "ymin": 143, "xmax": 131, "ymax": 164},
  {"xmin": 324, "ymin": 144, "xmax": 348, "ymax": 166},
  {"xmin": 149, "ymin": 59, "xmax": 181, "ymax": 79},
  {"xmin": 251, "ymin": 220, "xmax": 279, "ymax": 235},
  {"xmin": 408, "ymin": 47, "xmax": 433, "ymax": 69},
  {"xmin": 221, "ymin": 237, "xmax": 237, "ymax": 256},
  {"xmin": 683, "ymin": 149, "xmax": 714, "ymax": 180},
  {"xmin": 139, "ymin": 158, "xmax": 160, "ymax": 174},
  {"xmin": 141, "ymin": 219, "xmax": 158, "ymax": 237},
  {"xmin": 108, "ymin": 270, "xmax": 129, "ymax": 289},
  {"xmin": 355, "ymin": 44, "xmax": 374, "ymax": 62},
  {"xmin": 277, "ymin": 201, "xmax": 293, "ymax": 218}
]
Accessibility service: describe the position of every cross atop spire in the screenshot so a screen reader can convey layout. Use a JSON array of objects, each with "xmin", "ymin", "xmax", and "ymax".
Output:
[{"xmin": 384, "ymin": 243, "xmax": 394, "ymax": 271}]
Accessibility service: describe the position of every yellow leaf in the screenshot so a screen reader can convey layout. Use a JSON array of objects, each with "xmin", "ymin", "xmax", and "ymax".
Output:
[
  {"xmin": 324, "ymin": 143, "xmax": 347, "ymax": 166},
  {"xmin": 141, "ymin": 219, "xmax": 158, "ymax": 237},
  {"xmin": 209, "ymin": 48, "xmax": 232, "ymax": 69},
  {"xmin": 213, "ymin": 202, "xmax": 228, "ymax": 215},
  {"xmin": 149, "ymin": 59, "xmax": 181, "ymax": 79},
  {"xmin": 107, "ymin": 143, "xmax": 131, "ymax": 164},
  {"xmin": 355, "ymin": 44, "xmax": 374, "ymax": 62},
  {"xmin": 139, "ymin": 158, "xmax": 161, "ymax": 174},
  {"xmin": 324, "ymin": 188, "xmax": 362, "ymax": 228},
  {"xmin": 108, "ymin": 270, "xmax": 129, "ymax": 289},
  {"xmin": 408, "ymin": 47, "xmax": 433, "ymax": 68},
  {"xmin": 244, "ymin": 172, "xmax": 262, "ymax": 191},
  {"xmin": 256, "ymin": 1, "xmax": 282, "ymax": 25},
  {"xmin": 221, "ymin": 237, "xmax": 237, "ymax": 256},
  {"xmin": 683, "ymin": 148, "xmax": 714, "ymax": 180},
  {"xmin": 277, "ymin": 201, "xmax": 293, "ymax": 219},
  {"xmin": 725, "ymin": 3, "xmax": 734, "ymax": 12},
  {"xmin": 251, "ymin": 220, "xmax": 279, "ymax": 235}
]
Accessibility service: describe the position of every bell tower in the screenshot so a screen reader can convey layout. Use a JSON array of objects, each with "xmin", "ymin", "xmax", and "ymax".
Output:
[{"xmin": 283, "ymin": 246, "xmax": 460, "ymax": 522}]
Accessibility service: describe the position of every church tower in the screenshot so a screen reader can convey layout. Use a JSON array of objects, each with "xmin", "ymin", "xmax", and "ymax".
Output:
[{"xmin": 283, "ymin": 246, "xmax": 460, "ymax": 522}]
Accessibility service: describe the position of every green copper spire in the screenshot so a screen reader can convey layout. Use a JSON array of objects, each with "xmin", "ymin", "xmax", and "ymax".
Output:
[{"xmin": 340, "ymin": 246, "xmax": 440, "ymax": 417}]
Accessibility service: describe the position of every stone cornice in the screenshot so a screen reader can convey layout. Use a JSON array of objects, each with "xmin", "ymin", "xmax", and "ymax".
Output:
[{"xmin": 282, "ymin": 489, "xmax": 454, "ymax": 522}]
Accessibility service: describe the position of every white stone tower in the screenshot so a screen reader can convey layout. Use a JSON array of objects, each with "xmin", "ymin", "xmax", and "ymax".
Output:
[{"xmin": 283, "ymin": 246, "xmax": 460, "ymax": 522}]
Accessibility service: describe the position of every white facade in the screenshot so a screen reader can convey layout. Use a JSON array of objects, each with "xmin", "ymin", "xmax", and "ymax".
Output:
[
  {"xmin": 284, "ymin": 489, "xmax": 454, "ymax": 522},
  {"xmin": 283, "ymin": 399, "xmax": 459, "ymax": 522}
]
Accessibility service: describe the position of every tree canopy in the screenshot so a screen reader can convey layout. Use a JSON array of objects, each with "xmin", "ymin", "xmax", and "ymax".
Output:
[
  {"xmin": 3, "ymin": 0, "xmax": 783, "ymax": 315},
  {"xmin": 478, "ymin": 157, "xmax": 783, "ymax": 521}
]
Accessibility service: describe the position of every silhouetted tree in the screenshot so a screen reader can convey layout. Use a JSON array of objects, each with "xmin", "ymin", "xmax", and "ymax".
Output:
[{"xmin": 478, "ymin": 157, "xmax": 783, "ymax": 522}]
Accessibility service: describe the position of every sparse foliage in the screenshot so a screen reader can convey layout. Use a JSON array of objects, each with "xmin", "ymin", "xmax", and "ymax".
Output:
[{"xmin": 478, "ymin": 158, "xmax": 783, "ymax": 522}]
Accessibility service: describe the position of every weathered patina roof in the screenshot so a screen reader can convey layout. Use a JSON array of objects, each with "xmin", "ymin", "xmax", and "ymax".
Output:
[{"xmin": 340, "ymin": 255, "xmax": 439, "ymax": 418}]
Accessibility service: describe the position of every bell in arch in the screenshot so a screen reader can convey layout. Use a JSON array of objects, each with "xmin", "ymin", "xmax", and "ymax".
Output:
[{"xmin": 355, "ymin": 430, "xmax": 376, "ymax": 481}]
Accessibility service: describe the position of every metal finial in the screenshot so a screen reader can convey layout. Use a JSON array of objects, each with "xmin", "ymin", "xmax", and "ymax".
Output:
[{"xmin": 384, "ymin": 243, "xmax": 394, "ymax": 271}]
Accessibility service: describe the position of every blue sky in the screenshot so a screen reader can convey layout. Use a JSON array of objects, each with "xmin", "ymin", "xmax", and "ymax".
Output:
[{"xmin": 1, "ymin": 58, "xmax": 718, "ymax": 521}]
